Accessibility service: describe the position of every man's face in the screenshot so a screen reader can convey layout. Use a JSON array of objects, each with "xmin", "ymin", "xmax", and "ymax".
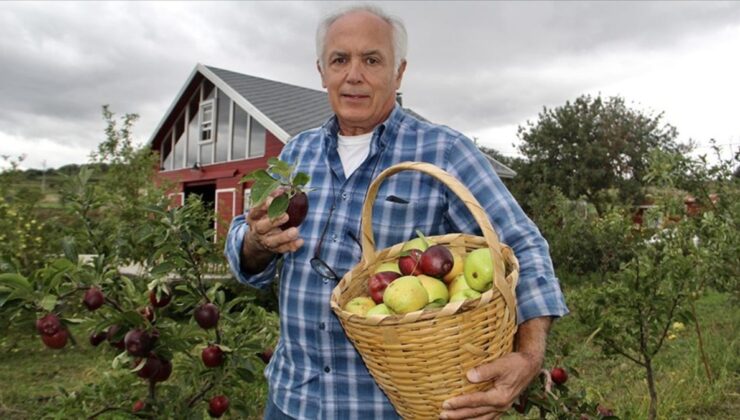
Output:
[{"xmin": 318, "ymin": 11, "xmax": 406, "ymax": 136}]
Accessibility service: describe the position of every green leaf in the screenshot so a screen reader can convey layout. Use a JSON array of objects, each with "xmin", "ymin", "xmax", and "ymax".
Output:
[
  {"xmin": 151, "ymin": 261, "xmax": 176, "ymax": 276},
  {"xmin": 240, "ymin": 169, "xmax": 274, "ymax": 184},
  {"xmin": 0, "ymin": 273, "xmax": 32, "ymax": 292},
  {"xmin": 249, "ymin": 179, "xmax": 281, "ymax": 208},
  {"xmin": 268, "ymin": 158, "xmax": 293, "ymax": 179},
  {"xmin": 39, "ymin": 294, "xmax": 58, "ymax": 312},
  {"xmin": 267, "ymin": 193, "xmax": 290, "ymax": 219},
  {"xmin": 293, "ymin": 172, "xmax": 310, "ymax": 187},
  {"xmin": 61, "ymin": 237, "xmax": 78, "ymax": 263}
]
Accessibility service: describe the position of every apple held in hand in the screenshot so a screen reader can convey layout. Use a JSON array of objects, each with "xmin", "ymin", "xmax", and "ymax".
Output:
[
  {"xmin": 383, "ymin": 276, "xmax": 429, "ymax": 314},
  {"xmin": 368, "ymin": 271, "xmax": 401, "ymax": 304},
  {"xmin": 281, "ymin": 191, "xmax": 308, "ymax": 230},
  {"xmin": 343, "ymin": 296, "xmax": 376, "ymax": 316},
  {"xmin": 464, "ymin": 248, "xmax": 495, "ymax": 292}
]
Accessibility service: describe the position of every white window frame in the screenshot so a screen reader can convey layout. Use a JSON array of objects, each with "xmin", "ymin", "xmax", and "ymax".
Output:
[
  {"xmin": 243, "ymin": 188, "xmax": 252, "ymax": 212},
  {"xmin": 199, "ymin": 99, "xmax": 215, "ymax": 145}
]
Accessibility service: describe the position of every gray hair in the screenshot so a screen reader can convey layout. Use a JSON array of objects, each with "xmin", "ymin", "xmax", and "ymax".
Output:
[{"xmin": 316, "ymin": 5, "xmax": 408, "ymax": 73}]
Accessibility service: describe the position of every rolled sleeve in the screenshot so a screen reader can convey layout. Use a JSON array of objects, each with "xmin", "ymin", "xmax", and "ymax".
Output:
[{"xmin": 224, "ymin": 214, "xmax": 278, "ymax": 289}]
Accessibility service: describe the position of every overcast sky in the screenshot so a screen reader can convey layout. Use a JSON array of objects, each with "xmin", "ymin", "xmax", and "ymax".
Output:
[{"xmin": 2, "ymin": 1, "xmax": 739, "ymax": 170}]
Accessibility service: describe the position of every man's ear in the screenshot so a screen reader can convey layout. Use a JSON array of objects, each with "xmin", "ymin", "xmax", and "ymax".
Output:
[
  {"xmin": 394, "ymin": 59, "xmax": 407, "ymax": 89},
  {"xmin": 317, "ymin": 60, "xmax": 327, "ymax": 89}
]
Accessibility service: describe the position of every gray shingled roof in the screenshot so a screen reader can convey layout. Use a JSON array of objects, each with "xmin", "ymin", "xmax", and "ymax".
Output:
[{"xmin": 206, "ymin": 65, "xmax": 334, "ymax": 138}]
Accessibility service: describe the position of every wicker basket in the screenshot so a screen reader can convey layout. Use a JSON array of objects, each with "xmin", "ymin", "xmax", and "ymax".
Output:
[{"xmin": 330, "ymin": 162, "xmax": 520, "ymax": 419}]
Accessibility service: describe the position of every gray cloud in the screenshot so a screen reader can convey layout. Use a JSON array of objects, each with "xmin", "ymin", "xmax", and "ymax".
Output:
[{"xmin": 1, "ymin": 1, "xmax": 739, "ymax": 168}]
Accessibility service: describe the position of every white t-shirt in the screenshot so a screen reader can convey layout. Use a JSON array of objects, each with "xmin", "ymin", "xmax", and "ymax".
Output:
[{"xmin": 337, "ymin": 132, "xmax": 372, "ymax": 177}]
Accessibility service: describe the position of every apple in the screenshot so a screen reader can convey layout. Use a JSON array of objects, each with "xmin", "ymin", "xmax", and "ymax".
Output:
[
  {"xmin": 106, "ymin": 324, "xmax": 125, "ymax": 349},
  {"xmin": 125, "ymin": 329, "xmax": 152, "ymax": 357},
  {"xmin": 139, "ymin": 306, "xmax": 155, "ymax": 323},
  {"xmin": 194, "ymin": 303, "xmax": 220, "ymax": 329},
  {"xmin": 464, "ymin": 248, "xmax": 494, "ymax": 292},
  {"xmin": 368, "ymin": 271, "xmax": 401, "ymax": 303},
  {"xmin": 343, "ymin": 296, "xmax": 376, "ymax": 316},
  {"xmin": 374, "ymin": 261, "xmax": 401, "ymax": 274},
  {"xmin": 401, "ymin": 236, "xmax": 429, "ymax": 253},
  {"xmin": 136, "ymin": 355, "xmax": 162, "ymax": 379},
  {"xmin": 151, "ymin": 358, "xmax": 172, "ymax": 382},
  {"xmin": 382, "ymin": 276, "xmax": 429, "ymax": 314},
  {"xmin": 442, "ymin": 250, "xmax": 465, "ymax": 283},
  {"xmin": 551, "ymin": 367, "xmax": 568, "ymax": 385},
  {"xmin": 202, "ymin": 345, "xmax": 224, "ymax": 368},
  {"xmin": 259, "ymin": 347, "xmax": 274, "ymax": 364},
  {"xmin": 83, "ymin": 287, "xmax": 105, "ymax": 311},
  {"xmin": 36, "ymin": 313, "xmax": 62, "ymax": 336},
  {"xmin": 132, "ymin": 400, "xmax": 146, "ymax": 413},
  {"xmin": 41, "ymin": 328, "xmax": 68, "ymax": 349},
  {"xmin": 281, "ymin": 191, "xmax": 309, "ymax": 230},
  {"xmin": 418, "ymin": 275, "xmax": 449, "ymax": 305},
  {"xmin": 398, "ymin": 249, "xmax": 423, "ymax": 276},
  {"xmin": 208, "ymin": 395, "xmax": 230, "ymax": 418},
  {"xmin": 447, "ymin": 274, "xmax": 472, "ymax": 297},
  {"xmin": 89, "ymin": 331, "xmax": 107, "ymax": 346},
  {"xmin": 449, "ymin": 289, "xmax": 481, "ymax": 303},
  {"xmin": 419, "ymin": 245, "xmax": 454, "ymax": 279},
  {"xmin": 149, "ymin": 289, "xmax": 172, "ymax": 308},
  {"xmin": 366, "ymin": 303, "xmax": 394, "ymax": 316}
]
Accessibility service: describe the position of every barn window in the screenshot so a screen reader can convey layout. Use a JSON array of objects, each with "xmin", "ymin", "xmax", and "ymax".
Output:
[{"xmin": 199, "ymin": 100, "xmax": 215, "ymax": 143}]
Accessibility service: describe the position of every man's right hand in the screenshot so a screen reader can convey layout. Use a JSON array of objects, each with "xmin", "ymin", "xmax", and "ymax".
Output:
[{"xmin": 241, "ymin": 190, "xmax": 304, "ymax": 273}]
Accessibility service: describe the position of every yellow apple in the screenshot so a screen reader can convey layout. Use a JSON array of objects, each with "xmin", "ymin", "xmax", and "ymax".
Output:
[
  {"xmin": 450, "ymin": 289, "xmax": 482, "ymax": 303},
  {"xmin": 418, "ymin": 274, "xmax": 449, "ymax": 305},
  {"xmin": 383, "ymin": 276, "xmax": 429, "ymax": 314},
  {"xmin": 447, "ymin": 274, "xmax": 472, "ymax": 297},
  {"xmin": 366, "ymin": 303, "xmax": 394, "ymax": 316},
  {"xmin": 343, "ymin": 296, "xmax": 376, "ymax": 316},
  {"xmin": 374, "ymin": 261, "xmax": 401, "ymax": 274},
  {"xmin": 442, "ymin": 249, "xmax": 465, "ymax": 283}
]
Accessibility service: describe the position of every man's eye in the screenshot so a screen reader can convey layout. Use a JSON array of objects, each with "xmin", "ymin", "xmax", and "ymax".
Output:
[
  {"xmin": 331, "ymin": 57, "xmax": 347, "ymax": 64},
  {"xmin": 366, "ymin": 57, "xmax": 379, "ymax": 65}
]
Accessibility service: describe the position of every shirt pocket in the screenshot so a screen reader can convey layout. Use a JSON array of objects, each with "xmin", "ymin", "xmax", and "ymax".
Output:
[{"xmin": 370, "ymin": 196, "xmax": 443, "ymax": 249}]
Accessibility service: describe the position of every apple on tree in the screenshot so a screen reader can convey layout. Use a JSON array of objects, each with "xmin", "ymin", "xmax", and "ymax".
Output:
[
  {"xmin": 208, "ymin": 395, "xmax": 230, "ymax": 418},
  {"xmin": 202, "ymin": 345, "xmax": 225, "ymax": 368},
  {"xmin": 194, "ymin": 303, "xmax": 220, "ymax": 329},
  {"xmin": 83, "ymin": 287, "xmax": 105, "ymax": 311}
]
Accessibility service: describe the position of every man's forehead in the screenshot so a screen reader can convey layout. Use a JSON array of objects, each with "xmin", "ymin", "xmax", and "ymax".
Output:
[{"xmin": 324, "ymin": 12, "xmax": 393, "ymax": 53}]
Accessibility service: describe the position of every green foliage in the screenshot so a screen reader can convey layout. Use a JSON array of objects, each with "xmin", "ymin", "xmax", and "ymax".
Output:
[
  {"xmin": 514, "ymin": 94, "xmax": 683, "ymax": 210},
  {"xmin": 240, "ymin": 157, "xmax": 310, "ymax": 218}
]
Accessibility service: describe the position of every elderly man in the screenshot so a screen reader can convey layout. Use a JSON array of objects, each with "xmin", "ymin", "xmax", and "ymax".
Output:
[{"xmin": 225, "ymin": 5, "xmax": 568, "ymax": 419}]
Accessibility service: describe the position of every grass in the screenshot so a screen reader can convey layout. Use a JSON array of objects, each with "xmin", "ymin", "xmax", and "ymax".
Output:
[
  {"xmin": 536, "ymin": 290, "xmax": 739, "ymax": 419},
  {"xmin": 1, "ymin": 292, "xmax": 736, "ymax": 419}
]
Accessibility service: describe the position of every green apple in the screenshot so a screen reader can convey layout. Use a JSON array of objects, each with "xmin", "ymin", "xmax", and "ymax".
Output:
[
  {"xmin": 450, "ymin": 289, "xmax": 482, "ymax": 303},
  {"xmin": 374, "ymin": 261, "xmax": 401, "ymax": 274},
  {"xmin": 464, "ymin": 248, "xmax": 494, "ymax": 292},
  {"xmin": 366, "ymin": 303, "xmax": 394, "ymax": 316},
  {"xmin": 383, "ymin": 276, "xmax": 429, "ymax": 314},
  {"xmin": 401, "ymin": 237, "xmax": 429, "ymax": 252},
  {"xmin": 447, "ymin": 274, "xmax": 472, "ymax": 297},
  {"xmin": 343, "ymin": 296, "xmax": 376, "ymax": 316},
  {"xmin": 418, "ymin": 274, "xmax": 449, "ymax": 305}
]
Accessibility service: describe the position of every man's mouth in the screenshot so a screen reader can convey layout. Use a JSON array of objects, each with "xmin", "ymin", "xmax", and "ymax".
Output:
[{"xmin": 342, "ymin": 93, "xmax": 369, "ymax": 99}]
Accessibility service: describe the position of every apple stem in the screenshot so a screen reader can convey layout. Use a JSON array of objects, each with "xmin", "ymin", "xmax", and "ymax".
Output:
[
  {"xmin": 148, "ymin": 379, "xmax": 157, "ymax": 404},
  {"xmin": 186, "ymin": 381, "xmax": 214, "ymax": 407}
]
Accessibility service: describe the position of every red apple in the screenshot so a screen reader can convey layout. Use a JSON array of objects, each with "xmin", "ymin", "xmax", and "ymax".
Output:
[
  {"xmin": 398, "ymin": 249, "xmax": 423, "ymax": 276},
  {"xmin": 136, "ymin": 355, "xmax": 163, "ymax": 379},
  {"xmin": 419, "ymin": 245, "xmax": 454, "ymax": 279},
  {"xmin": 208, "ymin": 395, "xmax": 229, "ymax": 418},
  {"xmin": 36, "ymin": 313, "xmax": 62, "ymax": 336},
  {"xmin": 124, "ymin": 329, "xmax": 152, "ymax": 357},
  {"xmin": 106, "ymin": 324, "xmax": 125, "ymax": 349},
  {"xmin": 202, "ymin": 345, "xmax": 224, "ymax": 368},
  {"xmin": 194, "ymin": 303, "xmax": 220, "ymax": 329},
  {"xmin": 138, "ymin": 306, "xmax": 155, "ymax": 323},
  {"xmin": 41, "ymin": 328, "xmax": 68, "ymax": 349},
  {"xmin": 149, "ymin": 289, "xmax": 171, "ymax": 308},
  {"xmin": 258, "ymin": 347, "xmax": 274, "ymax": 364},
  {"xmin": 368, "ymin": 271, "xmax": 401, "ymax": 304},
  {"xmin": 551, "ymin": 367, "xmax": 568, "ymax": 385},
  {"xmin": 151, "ymin": 358, "xmax": 172, "ymax": 382},
  {"xmin": 89, "ymin": 331, "xmax": 107, "ymax": 346},
  {"xmin": 281, "ymin": 191, "xmax": 308, "ymax": 230},
  {"xmin": 132, "ymin": 400, "xmax": 145, "ymax": 413},
  {"xmin": 83, "ymin": 287, "xmax": 105, "ymax": 311}
]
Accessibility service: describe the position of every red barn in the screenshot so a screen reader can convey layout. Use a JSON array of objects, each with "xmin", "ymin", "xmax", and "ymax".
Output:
[{"xmin": 149, "ymin": 64, "xmax": 516, "ymax": 238}]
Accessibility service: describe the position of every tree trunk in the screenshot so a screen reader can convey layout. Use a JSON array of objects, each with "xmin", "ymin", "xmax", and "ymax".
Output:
[
  {"xmin": 690, "ymin": 299, "xmax": 713, "ymax": 383},
  {"xmin": 645, "ymin": 357, "xmax": 658, "ymax": 420}
]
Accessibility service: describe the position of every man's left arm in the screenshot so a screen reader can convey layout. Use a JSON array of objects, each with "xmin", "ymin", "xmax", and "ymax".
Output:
[{"xmin": 439, "ymin": 317, "xmax": 551, "ymax": 419}]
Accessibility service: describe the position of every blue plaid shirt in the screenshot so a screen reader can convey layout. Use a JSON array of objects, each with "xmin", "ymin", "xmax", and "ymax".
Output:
[{"xmin": 225, "ymin": 105, "xmax": 568, "ymax": 419}]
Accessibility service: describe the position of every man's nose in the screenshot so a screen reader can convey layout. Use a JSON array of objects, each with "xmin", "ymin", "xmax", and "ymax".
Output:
[{"xmin": 346, "ymin": 59, "xmax": 363, "ymax": 83}]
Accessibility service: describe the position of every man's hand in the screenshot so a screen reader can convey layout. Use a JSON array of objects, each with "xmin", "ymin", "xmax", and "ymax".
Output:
[
  {"xmin": 439, "ymin": 317, "xmax": 552, "ymax": 419},
  {"xmin": 240, "ymin": 190, "xmax": 304, "ymax": 273}
]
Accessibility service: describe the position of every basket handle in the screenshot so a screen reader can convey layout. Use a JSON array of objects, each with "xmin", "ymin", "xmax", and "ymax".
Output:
[{"xmin": 360, "ymin": 161, "xmax": 516, "ymax": 314}]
